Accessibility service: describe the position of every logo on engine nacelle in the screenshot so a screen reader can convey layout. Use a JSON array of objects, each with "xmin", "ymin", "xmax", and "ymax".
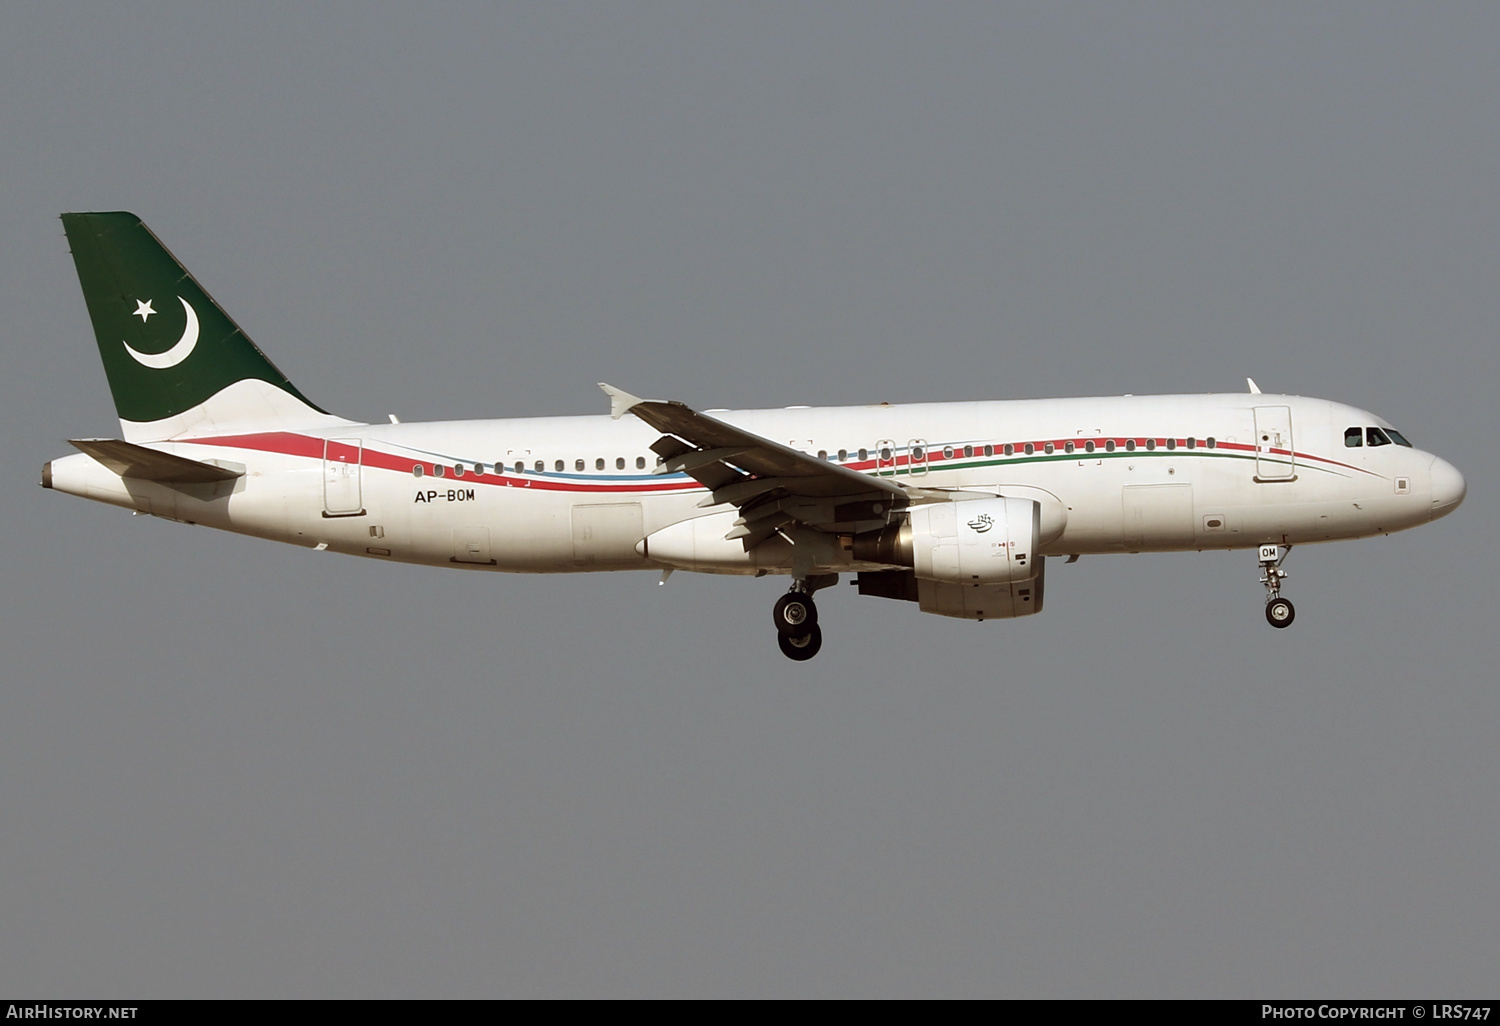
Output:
[{"xmin": 967, "ymin": 513, "xmax": 994, "ymax": 533}]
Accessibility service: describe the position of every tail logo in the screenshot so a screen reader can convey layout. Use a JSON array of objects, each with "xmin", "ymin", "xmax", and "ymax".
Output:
[{"xmin": 123, "ymin": 296, "xmax": 199, "ymax": 369}]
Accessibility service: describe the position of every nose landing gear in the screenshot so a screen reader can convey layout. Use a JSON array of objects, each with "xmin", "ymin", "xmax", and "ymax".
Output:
[
  {"xmin": 773, "ymin": 574, "xmax": 837, "ymax": 660},
  {"xmin": 1259, "ymin": 544, "xmax": 1295, "ymax": 628}
]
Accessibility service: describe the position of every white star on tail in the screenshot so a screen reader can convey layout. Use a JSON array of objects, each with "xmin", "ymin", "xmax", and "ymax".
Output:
[{"xmin": 133, "ymin": 299, "xmax": 155, "ymax": 322}]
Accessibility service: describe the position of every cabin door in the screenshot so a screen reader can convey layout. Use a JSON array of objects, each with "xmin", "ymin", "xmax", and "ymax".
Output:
[
  {"xmin": 1253, "ymin": 407, "xmax": 1295, "ymax": 481},
  {"xmin": 323, "ymin": 438, "xmax": 364, "ymax": 516}
]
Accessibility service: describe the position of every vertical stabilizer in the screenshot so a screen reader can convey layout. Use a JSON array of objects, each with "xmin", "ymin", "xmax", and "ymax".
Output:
[{"xmin": 61, "ymin": 211, "xmax": 356, "ymax": 441}]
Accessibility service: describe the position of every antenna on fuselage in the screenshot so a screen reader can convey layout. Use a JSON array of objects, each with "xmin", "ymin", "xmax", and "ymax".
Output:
[{"xmin": 1246, "ymin": 377, "xmax": 1262, "ymax": 394}]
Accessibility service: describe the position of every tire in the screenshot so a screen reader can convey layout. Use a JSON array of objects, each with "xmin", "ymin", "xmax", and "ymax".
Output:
[
  {"xmin": 778, "ymin": 624, "xmax": 823, "ymax": 661},
  {"xmin": 1265, "ymin": 597, "xmax": 1296, "ymax": 628},
  {"xmin": 773, "ymin": 592, "xmax": 818, "ymax": 638}
]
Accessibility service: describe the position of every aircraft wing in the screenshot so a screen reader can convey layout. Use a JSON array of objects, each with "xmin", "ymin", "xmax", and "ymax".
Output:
[{"xmin": 601, "ymin": 383, "xmax": 922, "ymax": 548}]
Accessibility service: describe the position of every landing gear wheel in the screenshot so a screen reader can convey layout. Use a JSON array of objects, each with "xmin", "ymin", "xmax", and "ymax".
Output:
[
  {"xmin": 778, "ymin": 624, "xmax": 823, "ymax": 661},
  {"xmin": 1265, "ymin": 597, "xmax": 1296, "ymax": 628},
  {"xmin": 773, "ymin": 592, "xmax": 818, "ymax": 638}
]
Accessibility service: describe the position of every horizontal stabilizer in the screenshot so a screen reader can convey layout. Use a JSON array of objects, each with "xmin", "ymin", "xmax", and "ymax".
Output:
[{"xmin": 70, "ymin": 438, "xmax": 244, "ymax": 483}]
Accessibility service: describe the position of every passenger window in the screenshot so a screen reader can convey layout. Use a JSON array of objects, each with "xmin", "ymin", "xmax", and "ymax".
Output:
[
  {"xmin": 963, "ymin": 445, "xmax": 974, "ymax": 458},
  {"xmin": 912, "ymin": 447, "xmax": 924, "ymax": 460},
  {"xmin": 555, "ymin": 460, "xmax": 564, "ymax": 472},
  {"xmin": 434, "ymin": 464, "xmax": 445, "ymax": 478},
  {"xmin": 1104, "ymin": 440, "xmax": 1115, "ymax": 452},
  {"xmin": 616, "ymin": 457, "xmax": 625, "ymax": 470},
  {"xmin": 1125, "ymin": 439, "xmax": 1136, "ymax": 452},
  {"xmin": 942, "ymin": 446, "xmax": 953, "ymax": 459},
  {"xmin": 838, "ymin": 449, "xmax": 848, "ymax": 462},
  {"xmin": 1185, "ymin": 438, "xmax": 1196, "ymax": 450},
  {"xmin": 596, "ymin": 458, "xmax": 605, "ymax": 471},
  {"xmin": 534, "ymin": 460, "xmax": 544, "ymax": 472},
  {"xmin": 1145, "ymin": 439, "xmax": 1156, "ymax": 451},
  {"xmin": 454, "ymin": 464, "xmax": 465, "ymax": 477},
  {"xmin": 859, "ymin": 448, "xmax": 868, "ymax": 461},
  {"xmin": 1367, "ymin": 428, "xmax": 1392, "ymax": 447},
  {"xmin": 1345, "ymin": 427, "xmax": 1363, "ymax": 447},
  {"xmin": 1206, "ymin": 437, "xmax": 1216, "ymax": 449},
  {"xmin": 880, "ymin": 447, "xmax": 892, "ymax": 460},
  {"xmin": 1166, "ymin": 438, "xmax": 1176, "ymax": 451},
  {"xmin": 1024, "ymin": 443, "xmax": 1034, "ymax": 455},
  {"xmin": 1002, "ymin": 444, "xmax": 1012, "ymax": 456},
  {"xmin": 1064, "ymin": 441, "xmax": 1075, "ymax": 454},
  {"xmin": 413, "ymin": 465, "xmax": 424, "ymax": 478},
  {"xmin": 1085, "ymin": 440, "xmax": 1095, "ymax": 453},
  {"xmin": 1044, "ymin": 443, "xmax": 1055, "ymax": 455},
  {"xmin": 984, "ymin": 444, "xmax": 994, "ymax": 457},
  {"xmin": 637, "ymin": 456, "xmax": 647, "ymax": 469},
  {"xmin": 576, "ymin": 459, "xmax": 585, "ymax": 471},
  {"xmin": 514, "ymin": 461, "xmax": 524, "ymax": 474}
]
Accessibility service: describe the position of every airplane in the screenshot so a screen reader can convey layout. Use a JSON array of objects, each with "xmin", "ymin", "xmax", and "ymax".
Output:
[{"xmin": 42, "ymin": 211, "xmax": 1466, "ymax": 660}]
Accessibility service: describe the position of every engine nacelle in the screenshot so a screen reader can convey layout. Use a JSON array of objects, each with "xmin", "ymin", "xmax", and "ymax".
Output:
[
  {"xmin": 918, "ymin": 568, "xmax": 1044, "ymax": 620},
  {"xmin": 908, "ymin": 496, "xmax": 1041, "ymax": 585},
  {"xmin": 856, "ymin": 562, "xmax": 1045, "ymax": 620}
]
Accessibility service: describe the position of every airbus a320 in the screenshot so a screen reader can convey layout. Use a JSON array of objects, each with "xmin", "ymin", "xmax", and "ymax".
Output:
[{"xmin": 43, "ymin": 212, "xmax": 1466, "ymax": 659}]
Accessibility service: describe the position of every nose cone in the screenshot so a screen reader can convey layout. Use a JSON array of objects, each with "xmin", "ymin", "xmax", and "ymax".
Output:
[{"xmin": 1429, "ymin": 456, "xmax": 1466, "ymax": 520}]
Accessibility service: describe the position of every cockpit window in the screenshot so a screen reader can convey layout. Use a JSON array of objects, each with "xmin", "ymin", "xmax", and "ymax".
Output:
[
  {"xmin": 1366, "ymin": 427, "xmax": 1392, "ymax": 447},
  {"xmin": 1386, "ymin": 429, "xmax": 1412, "ymax": 447},
  {"xmin": 1344, "ymin": 427, "xmax": 1363, "ymax": 448}
]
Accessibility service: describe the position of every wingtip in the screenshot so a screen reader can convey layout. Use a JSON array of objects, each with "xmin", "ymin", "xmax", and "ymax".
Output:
[{"xmin": 598, "ymin": 382, "xmax": 646, "ymax": 420}]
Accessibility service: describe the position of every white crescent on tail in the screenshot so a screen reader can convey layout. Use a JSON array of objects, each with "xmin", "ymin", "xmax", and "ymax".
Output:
[{"xmin": 123, "ymin": 296, "xmax": 199, "ymax": 369}]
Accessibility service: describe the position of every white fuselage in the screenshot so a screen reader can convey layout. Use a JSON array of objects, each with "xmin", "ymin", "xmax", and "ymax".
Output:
[{"xmin": 47, "ymin": 392, "xmax": 1462, "ymax": 576}]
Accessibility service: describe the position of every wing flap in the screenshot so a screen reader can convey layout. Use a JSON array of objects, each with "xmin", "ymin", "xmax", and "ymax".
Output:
[{"xmin": 601, "ymin": 384, "xmax": 908, "ymax": 522}]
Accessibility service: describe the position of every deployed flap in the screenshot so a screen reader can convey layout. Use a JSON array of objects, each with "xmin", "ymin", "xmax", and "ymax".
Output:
[
  {"xmin": 70, "ymin": 438, "xmax": 244, "ymax": 483},
  {"xmin": 614, "ymin": 392, "xmax": 908, "ymax": 506}
]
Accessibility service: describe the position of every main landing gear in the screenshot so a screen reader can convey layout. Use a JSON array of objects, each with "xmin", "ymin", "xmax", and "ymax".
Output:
[
  {"xmin": 773, "ymin": 574, "xmax": 837, "ymax": 661},
  {"xmin": 1259, "ymin": 544, "xmax": 1295, "ymax": 629}
]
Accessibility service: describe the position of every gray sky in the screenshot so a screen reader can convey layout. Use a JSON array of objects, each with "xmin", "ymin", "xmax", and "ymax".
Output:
[{"xmin": 2, "ymin": 3, "xmax": 1495, "ymax": 997}]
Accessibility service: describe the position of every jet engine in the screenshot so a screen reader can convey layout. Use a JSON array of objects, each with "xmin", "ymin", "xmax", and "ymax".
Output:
[{"xmin": 854, "ymin": 496, "xmax": 1046, "ymax": 620}]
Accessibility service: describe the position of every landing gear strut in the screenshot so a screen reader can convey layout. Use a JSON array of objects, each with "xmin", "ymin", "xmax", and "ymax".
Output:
[
  {"xmin": 1259, "ymin": 544, "xmax": 1295, "ymax": 628},
  {"xmin": 773, "ymin": 574, "xmax": 837, "ymax": 660}
]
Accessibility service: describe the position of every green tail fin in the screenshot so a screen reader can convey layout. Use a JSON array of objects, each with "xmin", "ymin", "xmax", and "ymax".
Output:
[{"xmin": 61, "ymin": 211, "xmax": 335, "ymax": 437}]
